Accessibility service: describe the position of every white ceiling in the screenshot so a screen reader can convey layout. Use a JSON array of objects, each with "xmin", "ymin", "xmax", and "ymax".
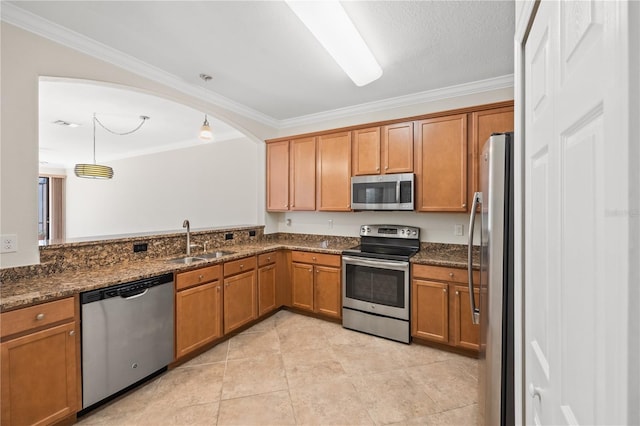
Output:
[
  {"xmin": 4, "ymin": 1, "xmax": 515, "ymax": 167},
  {"xmin": 38, "ymin": 80, "xmax": 245, "ymax": 168}
]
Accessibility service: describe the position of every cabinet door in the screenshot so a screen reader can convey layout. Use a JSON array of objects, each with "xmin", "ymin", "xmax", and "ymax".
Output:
[
  {"xmin": 317, "ymin": 131, "xmax": 351, "ymax": 211},
  {"xmin": 290, "ymin": 137, "xmax": 316, "ymax": 210},
  {"xmin": 258, "ymin": 264, "xmax": 277, "ymax": 317},
  {"xmin": 382, "ymin": 121, "xmax": 413, "ymax": 174},
  {"xmin": 314, "ymin": 265, "xmax": 341, "ymax": 319},
  {"xmin": 452, "ymin": 285, "xmax": 480, "ymax": 351},
  {"xmin": 352, "ymin": 127, "xmax": 381, "ymax": 176},
  {"xmin": 1, "ymin": 322, "xmax": 77, "ymax": 426},
  {"xmin": 223, "ymin": 271, "xmax": 257, "ymax": 334},
  {"xmin": 469, "ymin": 106, "xmax": 514, "ymax": 208},
  {"xmin": 415, "ymin": 114, "xmax": 468, "ymax": 212},
  {"xmin": 266, "ymin": 140, "xmax": 290, "ymax": 211},
  {"xmin": 411, "ymin": 279, "xmax": 449, "ymax": 343},
  {"xmin": 175, "ymin": 281, "xmax": 222, "ymax": 359},
  {"xmin": 291, "ymin": 262, "xmax": 314, "ymax": 312}
]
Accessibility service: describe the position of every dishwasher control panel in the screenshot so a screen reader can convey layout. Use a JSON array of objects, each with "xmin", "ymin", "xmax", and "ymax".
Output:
[{"xmin": 81, "ymin": 273, "xmax": 173, "ymax": 303}]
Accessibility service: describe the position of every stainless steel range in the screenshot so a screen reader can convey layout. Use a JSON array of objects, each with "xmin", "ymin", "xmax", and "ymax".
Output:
[{"xmin": 342, "ymin": 224, "xmax": 420, "ymax": 343}]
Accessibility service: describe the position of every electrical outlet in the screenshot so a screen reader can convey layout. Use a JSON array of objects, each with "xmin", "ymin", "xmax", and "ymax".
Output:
[
  {"xmin": 133, "ymin": 243, "xmax": 148, "ymax": 253},
  {"xmin": 225, "ymin": 233, "xmax": 234, "ymax": 240},
  {"xmin": 249, "ymin": 230, "xmax": 256, "ymax": 237},
  {"xmin": 454, "ymin": 224, "xmax": 464, "ymax": 236},
  {"xmin": 1, "ymin": 234, "xmax": 17, "ymax": 253},
  {"xmin": 328, "ymin": 219, "xmax": 333, "ymax": 229}
]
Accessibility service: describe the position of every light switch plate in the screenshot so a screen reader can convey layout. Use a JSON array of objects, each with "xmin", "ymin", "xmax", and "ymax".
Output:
[{"xmin": 454, "ymin": 224, "xmax": 464, "ymax": 236}]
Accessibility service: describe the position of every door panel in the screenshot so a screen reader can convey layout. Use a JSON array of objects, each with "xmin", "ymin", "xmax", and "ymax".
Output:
[{"xmin": 524, "ymin": 1, "xmax": 630, "ymax": 424}]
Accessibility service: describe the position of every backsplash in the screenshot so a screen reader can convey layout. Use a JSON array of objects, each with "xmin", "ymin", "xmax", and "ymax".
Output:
[{"xmin": 0, "ymin": 226, "xmax": 264, "ymax": 282}]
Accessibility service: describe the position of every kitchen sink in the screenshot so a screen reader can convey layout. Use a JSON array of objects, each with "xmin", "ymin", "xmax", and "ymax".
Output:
[
  {"xmin": 197, "ymin": 250, "xmax": 235, "ymax": 259},
  {"xmin": 166, "ymin": 256, "xmax": 206, "ymax": 265}
]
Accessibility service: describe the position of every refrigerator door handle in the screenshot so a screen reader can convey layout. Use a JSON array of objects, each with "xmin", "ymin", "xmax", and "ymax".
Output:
[{"xmin": 468, "ymin": 191, "xmax": 481, "ymax": 324}]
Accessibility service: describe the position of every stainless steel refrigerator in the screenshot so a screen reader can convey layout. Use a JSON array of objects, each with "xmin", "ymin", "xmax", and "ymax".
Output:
[{"xmin": 468, "ymin": 132, "xmax": 514, "ymax": 426}]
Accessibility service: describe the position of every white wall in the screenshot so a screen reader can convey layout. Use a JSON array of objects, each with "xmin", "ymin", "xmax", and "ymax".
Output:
[
  {"xmin": 269, "ymin": 211, "xmax": 479, "ymax": 245},
  {"xmin": 65, "ymin": 137, "xmax": 258, "ymax": 238},
  {"xmin": 0, "ymin": 22, "xmax": 273, "ymax": 267},
  {"xmin": 1, "ymin": 21, "xmax": 513, "ymax": 267}
]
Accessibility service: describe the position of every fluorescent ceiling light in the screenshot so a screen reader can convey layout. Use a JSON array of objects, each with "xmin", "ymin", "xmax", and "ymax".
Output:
[{"xmin": 286, "ymin": 0, "xmax": 382, "ymax": 87}]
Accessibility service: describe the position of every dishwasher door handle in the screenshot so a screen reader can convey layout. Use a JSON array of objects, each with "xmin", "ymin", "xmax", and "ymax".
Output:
[{"xmin": 121, "ymin": 288, "xmax": 149, "ymax": 300}]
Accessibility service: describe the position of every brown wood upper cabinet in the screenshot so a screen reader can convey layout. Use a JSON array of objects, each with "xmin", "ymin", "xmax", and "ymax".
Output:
[
  {"xmin": 266, "ymin": 137, "xmax": 316, "ymax": 211},
  {"xmin": 317, "ymin": 131, "xmax": 351, "ymax": 211},
  {"xmin": 469, "ymin": 106, "xmax": 514, "ymax": 209},
  {"xmin": 352, "ymin": 122, "xmax": 413, "ymax": 176},
  {"xmin": 415, "ymin": 114, "xmax": 468, "ymax": 212}
]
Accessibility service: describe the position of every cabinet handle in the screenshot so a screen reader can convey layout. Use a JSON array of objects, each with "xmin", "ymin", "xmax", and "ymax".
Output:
[
  {"xmin": 443, "ymin": 288, "xmax": 447, "ymax": 293},
  {"xmin": 449, "ymin": 272, "xmax": 454, "ymax": 278},
  {"xmin": 312, "ymin": 256, "xmax": 317, "ymax": 261},
  {"xmin": 316, "ymin": 270, "xmax": 320, "ymax": 273},
  {"xmin": 217, "ymin": 286, "xmax": 220, "ymax": 292},
  {"xmin": 462, "ymin": 203, "xmax": 467, "ymax": 208},
  {"xmin": 385, "ymin": 166, "xmax": 389, "ymax": 170},
  {"xmin": 240, "ymin": 264, "xmax": 244, "ymax": 269},
  {"xmin": 69, "ymin": 330, "xmax": 75, "ymax": 336},
  {"xmin": 199, "ymin": 274, "xmax": 204, "ymax": 281},
  {"xmin": 308, "ymin": 269, "xmax": 312, "ymax": 272},
  {"xmin": 376, "ymin": 166, "xmax": 380, "ymax": 171},
  {"xmin": 456, "ymin": 291, "xmax": 459, "ymax": 295},
  {"xmin": 267, "ymin": 257, "xmax": 271, "ymax": 262},
  {"xmin": 35, "ymin": 313, "xmax": 45, "ymax": 321},
  {"xmin": 285, "ymin": 204, "xmax": 288, "ymax": 208},
  {"xmin": 225, "ymin": 283, "xmax": 229, "ymax": 287}
]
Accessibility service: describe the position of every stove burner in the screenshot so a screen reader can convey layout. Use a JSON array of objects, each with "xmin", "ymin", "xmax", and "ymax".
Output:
[{"xmin": 342, "ymin": 224, "xmax": 421, "ymax": 261}]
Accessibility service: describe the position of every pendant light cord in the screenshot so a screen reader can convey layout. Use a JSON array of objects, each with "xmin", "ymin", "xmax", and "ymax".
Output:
[{"xmin": 94, "ymin": 114, "xmax": 149, "ymax": 136}]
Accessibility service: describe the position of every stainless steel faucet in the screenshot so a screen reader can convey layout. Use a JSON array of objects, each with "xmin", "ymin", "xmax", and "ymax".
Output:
[{"xmin": 182, "ymin": 219, "xmax": 191, "ymax": 256}]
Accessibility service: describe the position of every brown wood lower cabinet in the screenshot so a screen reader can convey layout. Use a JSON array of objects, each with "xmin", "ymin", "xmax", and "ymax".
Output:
[
  {"xmin": 175, "ymin": 265, "xmax": 223, "ymax": 359},
  {"xmin": 290, "ymin": 251, "xmax": 341, "ymax": 319},
  {"xmin": 411, "ymin": 279, "xmax": 449, "ymax": 343},
  {"xmin": 411, "ymin": 264, "xmax": 480, "ymax": 353},
  {"xmin": 223, "ymin": 256, "xmax": 257, "ymax": 334},
  {"xmin": 257, "ymin": 252, "xmax": 277, "ymax": 316},
  {"xmin": 1, "ymin": 297, "xmax": 79, "ymax": 426}
]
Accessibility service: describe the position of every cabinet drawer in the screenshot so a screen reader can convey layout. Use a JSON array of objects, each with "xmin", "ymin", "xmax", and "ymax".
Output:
[
  {"xmin": 1, "ymin": 297, "xmax": 75, "ymax": 338},
  {"xmin": 224, "ymin": 256, "xmax": 257, "ymax": 277},
  {"xmin": 412, "ymin": 264, "xmax": 478, "ymax": 284},
  {"xmin": 291, "ymin": 251, "xmax": 341, "ymax": 267},
  {"xmin": 258, "ymin": 251, "xmax": 277, "ymax": 267},
  {"xmin": 176, "ymin": 265, "xmax": 221, "ymax": 291}
]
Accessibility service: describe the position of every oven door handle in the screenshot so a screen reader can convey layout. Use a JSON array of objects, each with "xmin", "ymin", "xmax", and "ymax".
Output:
[{"xmin": 342, "ymin": 255, "xmax": 409, "ymax": 270}]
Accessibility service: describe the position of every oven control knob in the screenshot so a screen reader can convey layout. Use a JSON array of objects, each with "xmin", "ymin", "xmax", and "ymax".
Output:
[{"xmin": 412, "ymin": 230, "xmax": 417, "ymax": 236}]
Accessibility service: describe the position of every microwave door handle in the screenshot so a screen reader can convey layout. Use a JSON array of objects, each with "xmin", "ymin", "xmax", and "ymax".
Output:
[
  {"xmin": 396, "ymin": 180, "xmax": 401, "ymax": 204},
  {"xmin": 468, "ymin": 192, "xmax": 481, "ymax": 325}
]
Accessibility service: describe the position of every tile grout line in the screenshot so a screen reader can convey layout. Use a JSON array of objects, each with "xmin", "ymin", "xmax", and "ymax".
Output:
[{"xmin": 215, "ymin": 340, "xmax": 231, "ymax": 426}]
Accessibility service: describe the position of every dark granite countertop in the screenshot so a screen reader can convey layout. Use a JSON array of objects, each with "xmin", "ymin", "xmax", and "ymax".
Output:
[{"xmin": 1, "ymin": 237, "xmax": 477, "ymax": 312}]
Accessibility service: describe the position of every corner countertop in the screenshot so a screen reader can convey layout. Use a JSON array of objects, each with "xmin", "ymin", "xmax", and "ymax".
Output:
[{"xmin": 1, "ymin": 238, "xmax": 477, "ymax": 312}]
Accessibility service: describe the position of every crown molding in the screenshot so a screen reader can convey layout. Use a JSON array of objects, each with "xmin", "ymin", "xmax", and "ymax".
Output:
[
  {"xmin": 1, "ymin": 2, "xmax": 280, "ymax": 128},
  {"xmin": 2, "ymin": 2, "xmax": 514, "ymax": 132},
  {"xmin": 278, "ymin": 74, "xmax": 515, "ymax": 129}
]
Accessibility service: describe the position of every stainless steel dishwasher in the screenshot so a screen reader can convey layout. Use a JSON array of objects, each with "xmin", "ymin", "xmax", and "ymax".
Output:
[{"xmin": 80, "ymin": 273, "xmax": 174, "ymax": 410}]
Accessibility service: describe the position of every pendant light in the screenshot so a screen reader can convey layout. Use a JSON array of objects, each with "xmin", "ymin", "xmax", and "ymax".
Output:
[
  {"xmin": 74, "ymin": 113, "xmax": 149, "ymax": 179},
  {"xmin": 199, "ymin": 114, "xmax": 213, "ymax": 141}
]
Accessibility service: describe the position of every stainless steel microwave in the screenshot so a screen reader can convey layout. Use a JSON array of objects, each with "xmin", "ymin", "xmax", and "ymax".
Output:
[{"xmin": 351, "ymin": 173, "xmax": 414, "ymax": 211}]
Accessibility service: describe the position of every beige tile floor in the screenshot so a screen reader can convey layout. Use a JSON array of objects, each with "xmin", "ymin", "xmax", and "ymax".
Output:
[{"xmin": 77, "ymin": 310, "xmax": 479, "ymax": 426}]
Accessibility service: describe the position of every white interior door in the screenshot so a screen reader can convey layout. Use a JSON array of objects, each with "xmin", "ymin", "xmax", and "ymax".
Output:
[{"xmin": 524, "ymin": 1, "xmax": 631, "ymax": 424}]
